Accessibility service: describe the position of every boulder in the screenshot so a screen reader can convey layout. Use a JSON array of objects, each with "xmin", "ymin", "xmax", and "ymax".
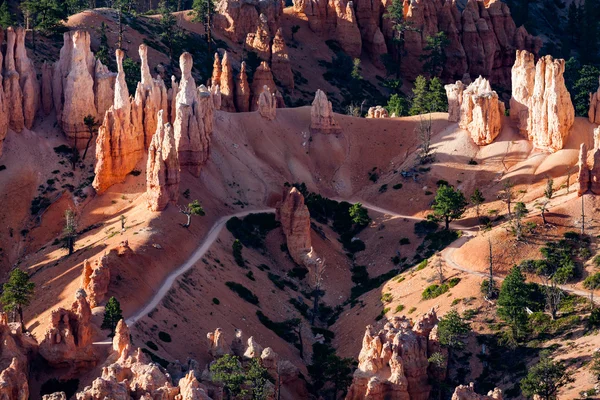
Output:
[
  {"xmin": 147, "ymin": 110, "xmax": 180, "ymax": 211},
  {"xmin": 366, "ymin": 106, "xmax": 388, "ymax": 118},
  {"xmin": 310, "ymin": 89, "xmax": 340, "ymax": 134},
  {"xmin": 452, "ymin": 383, "xmax": 502, "ymax": 400}
]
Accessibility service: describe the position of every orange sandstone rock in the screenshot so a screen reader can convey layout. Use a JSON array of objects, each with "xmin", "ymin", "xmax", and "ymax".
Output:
[
  {"xmin": 458, "ymin": 77, "xmax": 504, "ymax": 146},
  {"xmin": 310, "ymin": 89, "xmax": 340, "ymax": 134},
  {"xmin": 257, "ymin": 85, "xmax": 277, "ymax": 120}
]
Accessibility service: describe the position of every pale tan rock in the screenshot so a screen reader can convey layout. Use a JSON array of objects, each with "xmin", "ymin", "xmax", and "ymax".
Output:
[
  {"xmin": 346, "ymin": 311, "xmax": 442, "ymax": 400},
  {"xmin": 169, "ymin": 75, "xmax": 179, "ymax": 124},
  {"xmin": 39, "ymin": 289, "xmax": 96, "ymax": 368},
  {"xmin": 41, "ymin": 63, "xmax": 54, "ymax": 116},
  {"xmin": 276, "ymin": 187, "xmax": 312, "ymax": 265},
  {"xmin": 258, "ymin": 85, "xmax": 277, "ymax": 120},
  {"xmin": 112, "ymin": 320, "xmax": 130, "ymax": 358},
  {"xmin": 54, "ymin": 30, "xmax": 98, "ymax": 146},
  {"xmin": 81, "ymin": 257, "xmax": 110, "ymax": 308},
  {"xmin": 578, "ymin": 143, "xmax": 590, "ymax": 197},
  {"xmin": 366, "ymin": 106, "xmax": 388, "ymax": 119},
  {"xmin": 211, "ymin": 84, "xmax": 222, "ymax": 110},
  {"xmin": 94, "ymin": 59, "xmax": 116, "ymax": 122},
  {"xmin": 76, "ymin": 376, "xmax": 129, "ymax": 399},
  {"xmin": 526, "ymin": 54, "xmax": 574, "ymax": 152},
  {"xmin": 250, "ymin": 61, "xmax": 277, "ymax": 111},
  {"xmin": 4, "ymin": 27, "xmax": 24, "ymax": 133},
  {"xmin": 176, "ymin": 371, "xmax": 212, "ymax": 400},
  {"xmin": 207, "ymin": 328, "xmax": 230, "ymax": 358},
  {"xmin": 243, "ymin": 337, "xmax": 264, "ymax": 359},
  {"xmin": 93, "ymin": 49, "xmax": 145, "ymax": 193},
  {"xmin": 220, "ymin": 52, "xmax": 236, "ymax": 112},
  {"xmin": 14, "ymin": 27, "xmax": 38, "ymax": 129},
  {"xmin": 147, "ymin": 111, "xmax": 180, "ymax": 212},
  {"xmin": 452, "ymin": 383, "xmax": 502, "ymax": 400},
  {"xmin": 245, "ymin": 13, "xmax": 272, "ymax": 61},
  {"xmin": 458, "ymin": 77, "xmax": 504, "ymax": 146},
  {"xmin": 591, "ymin": 146, "xmax": 600, "ymax": 196},
  {"xmin": 510, "ymin": 49, "xmax": 536, "ymax": 135},
  {"xmin": 235, "ymin": 62, "xmax": 250, "ymax": 112},
  {"xmin": 310, "ymin": 89, "xmax": 340, "ymax": 134},
  {"xmin": 0, "ymin": 358, "xmax": 28, "ymax": 400},
  {"xmin": 445, "ymin": 81, "xmax": 465, "ymax": 123},
  {"xmin": 174, "ymin": 52, "xmax": 215, "ymax": 177},
  {"xmin": 214, "ymin": 0, "xmax": 282, "ymax": 44},
  {"xmin": 139, "ymin": 44, "xmax": 153, "ymax": 89},
  {"xmin": 42, "ymin": 393, "xmax": 67, "ymax": 400},
  {"xmin": 211, "ymin": 53, "xmax": 221, "ymax": 89},
  {"xmin": 271, "ymin": 28, "xmax": 294, "ymax": 90}
]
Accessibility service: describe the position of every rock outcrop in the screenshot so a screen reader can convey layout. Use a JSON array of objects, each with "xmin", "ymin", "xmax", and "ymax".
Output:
[
  {"xmin": 246, "ymin": 13, "xmax": 272, "ymax": 61},
  {"xmin": 0, "ymin": 358, "xmax": 29, "ymax": 400},
  {"xmin": 14, "ymin": 27, "xmax": 38, "ymax": 130},
  {"xmin": 510, "ymin": 51, "xmax": 574, "ymax": 152},
  {"xmin": 452, "ymin": 383, "xmax": 502, "ymax": 400},
  {"xmin": 93, "ymin": 49, "xmax": 145, "ymax": 193},
  {"xmin": 276, "ymin": 187, "xmax": 312, "ymax": 265},
  {"xmin": 456, "ymin": 77, "xmax": 504, "ymax": 146},
  {"xmin": 271, "ymin": 28, "xmax": 294, "ymax": 89},
  {"xmin": 367, "ymin": 106, "xmax": 388, "ymax": 119},
  {"xmin": 174, "ymin": 53, "xmax": 216, "ymax": 177},
  {"xmin": 250, "ymin": 62, "xmax": 277, "ymax": 111},
  {"xmin": 147, "ymin": 110, "xmax": 180, "ymax": 211},
  {"xmin": 54, "ymin": 30, "xmax": 116, "ymax": 147},
  {"xmin": 445, "ymin": 81, "xmax": 465, "ymax": 123},
  {"xmin": 4, "ymin": 28, "xmax": 24, "ymax": 133},
  {"xmin": 81, "ymin": 257, "xmax": 111, "ymax": 308},
  {"xmin": 219, "ymin": 52, "xmax": 236, "ymax": 112},
  {"xmin": 295, "ymin": 0, "xmax": 540, "ymax": 85},
  {"xmin": 138, "ymin": 44, "xmax": 169, "ymax": 149},
  {"xmin": 39, "ymin": 289, "xmax": 96, "ymax": 369},
  {"xmin": 257, "ymin": 85, "xmax": 277, "ymax": 120},
  {"xmin": 235, "ymin": 62, "xmax": 251, "ymax": 112},
  {"xmin": 590, "ymin": 77, "xmax": 600, "ymax": 125},
  {"xmin": 42, "ymin": 393, "xmax": 67, "ymax": 400},
  {"xmin": 345, "ymin": 310, "xmax": 442, "ymax": 400},
  {"xmin": 310, "ymin": 89, "xmax": 340, "ymax": 134},
  {"xmin": 214, "ymin": 0, "xmax": 283, "ymax": 45}
]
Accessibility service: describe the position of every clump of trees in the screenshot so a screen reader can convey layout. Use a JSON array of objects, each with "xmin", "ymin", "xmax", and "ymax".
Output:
[
  {"xmin": 431, "ymin": 184, "xmax": 467, "ymax": 230},
  {"xmin": 521, "ymin": 351, "xmax": 574, "ymax": 400},
  {"xmin": 209, "ymin": 354, "xmax": 271, "ymax": 399}
]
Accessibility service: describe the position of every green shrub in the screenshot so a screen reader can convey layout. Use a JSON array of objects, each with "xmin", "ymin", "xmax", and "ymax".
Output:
[
  {"xmin": 448, "ymin": 277, "xmax": 461, "ymax": 288},
  {"xmin": 395, "ymin": 304, "xmax": 405, "ymax": 313},
  {"xmin": 414, "ymin": 220, "xmax": 438, "ymax": 237},
  {"xmin": 408, "ymin": 307, "xmax": 416, "ymax": 314},
  {"xmin": 31, "ymin": 196, "xmax": 51, "ymax": 215},
  {"xmin": 226, "ymin": 213, "xmax": 280, "ymax": 248},
  {"xmin": 158, "ymin": 331, "xmax": 172, "ymax": 343},
  {"xmin": 379, "ymin": 184, "xmax": 388, "ymax": 193},
  {"xmin": 146, "ymin": 341, "xmax": 158, "ymax": 351},
  {"xmin": 256, "ymin": 311, "xmax": 300, "ymax": 346},
  {"xmin": 246, "ymin": 271, "xmax": 255, "ymax": 281},
  {"xmin": 381, "ymin": 293, "xmax": 393, "ymax": 303},
  {"xmin": 268, "ymin": 273, "xmax": 298, "ymax": 291},
  {"xmin": 422, "ymin": 283, "xmax": 449, "ymax": 300},
  {"xmin": 289, "ymin": 298, "xmax": 310, "ymax": 318},
  {"xmin": 232, "ymin": 239, "xmax": 245, "ymax": 268},
  {"xmin": 351, "ymin": 265, "xmax": 369, "ymax": 284},
  {"xmin": 375, "ymin": 307, "xmax": 390, "ymax": 321},
  {"xmin": 212, "ymin": 298, "xmax": 220, "ymax": 305},
  {"xmin": 590, "ymin": 308, "xmax": 600, "ymax": 327},
  {"xmin": 415, "ymin": 259, "xmax": 428, "ymax": 271},
  {"xmin": 393, "ymin": 183, "xmax": 403, "ymax": 190},
  {"xmin": 399, "ymin": 238, "xmax": 410, "ymax": 245},
  {"xmin": 225, "ymin": 282, "xmax": 259, "ymax": 305},
  {"xmin": 594, "ymin": 255, "xmax": 600, "ymax": 267},
  {"xmin": 288, "ymin": 266, "xmax": 308, "ymax": 280}
]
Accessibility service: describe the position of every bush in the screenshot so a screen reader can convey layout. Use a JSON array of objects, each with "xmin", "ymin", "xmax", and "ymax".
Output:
[
  {"xmin": 448, "ymin": 277, "xmax": 461, "ymax": 288},
  {"xmin": 414, "ymin": 220, "xmax": 438, "ymax": 237},
  {"xmin": 212, "ymin": 297, "xmax": 220, "ymax": 305},
  {"xmin": 379, "ymin": 184, "xmax": 388, "ymax": 193},
  {"xmin": 232, "ymin": 239, "xmax": 245, "ymax": 268},
  {"xmin": 31, "ymin": 196, "xmax": 51, "ymax": 215},
  {"xmin": 158, "ymin": 331, "xmax": 172, "ymax": 343},
  {"xmin": 415, "ymin": 259, "xmax": 428, "ymax": 271},
  {"xmin": 256, "ymin": 311, "xmax": 300, "ymax": 346},
  {"xmin": 480, "ymin": 279, "xmax": 499, "ymax": 299},
  {"xmin": 350, "ymin": 265, "xmax": 369, "ymax": 284},
  {"xmin": 226, "ymin": 213, "xmax": 280, "ymax": 248},
  {"xmin": 399, "ymin": 238, "xmax": 410, "ymax": 245},
  {"xmin": 381, "ymin": 293, "xmax": 393, "ymax": 303},
  {"xmin": 395, "ymin": 304, "xmax": 405, "ymax": 313},
  {"xmin": 422, "ymin": 283, "xmax": 449, "ymax": 300},
  {"xmin": 393, "ymin": 183, "xmax": 403, "ymax": 190},
  {"xmin": 268, "ymin": 273, "xmax": 298, "ymax": 291},
  {"xmin": 225, "ymin": 282, "xmax": 259, "ymax": 305},
  {"xmin": 146, "ymin": 341, "xmax": 158, "ymax": 351},
  {"xmin": 590, "ymin": 308, "xmax": 600, "ymax": 327},
  {"xmin": 594, "ymin": 255, "xmax": 600, "ymax": 267}
]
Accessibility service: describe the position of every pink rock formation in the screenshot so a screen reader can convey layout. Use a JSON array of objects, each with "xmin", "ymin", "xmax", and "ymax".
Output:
[
  {"xmin": 211, "ymin": 53, "xmax": 221, "ymax": 89},
  {"xmin": 458, "ymin": 77, "xmax": 504, "ymax": 146},
  {"xmin": 39, "ymin": 289, "xmax": 96, "ymax": 369},
  {"xmin": 276, "ymin": 187, "xmax": 312, "ymax": 265},
  {"xmin": 42, "ymin": 393, "xmax": 67, "ymax": 400},
  {"xmin": 214, "ymin": 0, "xmax": 282, "ymax": 44},
  {"xmin": 335, "ymin": 0, "xmax": 362, "ymax": 58},
  {"xmin": 112, "ymin": 319, "xmax": 130, "ymax": 358},
  {"xmin": 346, "ymin": 310, "xmax": 441, "ymax": 400},
  {"xmin": 81, "ymin": 256, "xmax": 111, "ymax": 308},
  {"xmin": 511, "ymin": 51, "xmax": 574, "ymax": 152},
  {"xmin": 139, "ymin": 44, "xmax": 169, "ymax": 149},
  {"xmin": 257, "ymin": 85, "xmax": 277, "ymax": 120},
  {"xmin": 590, "ymin": 76, "xmax": 600, "ymax": 125},
  {"xmin": 207, "ymin": 328, "xmax": 231, "ymax": 358},
  {"xmin": 445, "ymin": 81, "xmax": 465, "ymax": 123},
  {"xmin": 93, "ymin": 49, "xmax": 145, "ymax": 193},
  {"xmin": 219, "ymin": 52, "xmax": 236, "ymax": 112},
  {"xmin": 94, "ymin": 59, "xmax": 116, "ymax": 121},
  {"xmin": 14, "ymin": 27, "xmax": 38, "ymax": 130},
  {"xmin": 235, "ymin": 62, "xmax": 251, "ymax": 112},
  {"xmin": 246, "ymin": 13, "xmax": 272, "ymax": 61},
  {"xmin": 452, "ymin": 383, "xmax": 502, "ymax": 400},
  {"xmin": 41, "ymin": 62, "xmax": 54, "ymax": 116},
  {"xmin": 310, "ymin": 89, "xmax": 340, "ymax": 134},
  {"xmin": 271, "ymin": 28, "xmax": 294, "ymax": 90},
  {"xmin": 176, "ymin": 371, "xmax": 212, "ymax": 400},
  {"xmin": 174, "ymin": 53, "xmax": 216, "ymax": 177},
  {"xmin": 147, "ymin": 111, "xmax": 180, "ymax": 211},
  {"xmin": 4, "ymin": 27, "xmax": 24, "ymax": 133},
  {"xmin": 0, "ymin": 358, "xmax": 28, "ymax": 400},
  {"xmin": 367, "ymin": 106, "xmax": 389, "ymax": 118},
  {"xmin": 578, "ymin": 143, "xmax": 590, "ymax": 197},
  {"xmin": 250, "ymin": 62, "xmax": 277, "ymax": 111}
]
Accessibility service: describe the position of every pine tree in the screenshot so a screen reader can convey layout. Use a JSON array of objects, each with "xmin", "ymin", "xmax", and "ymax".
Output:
[
  {"xmin": 0, "ymin": 1, "xmax": 15, "ymax": 27},
  {"xmin": 432, "ymin": 185, "xmax": 467, "ymax": 230},
  {"xmin": 180, "ymin": 200, "xmax": 205, "ymax": 228},
  {"xmin": 427, "ymin": 77, "xmax": 448, "ymax": 112},
  {"xmin": 497, "ymin": 266, "xmax": 529, "ymax": 341},
  {"xmin": 192, "ymin": 0, "xmax": 216, "ymax": 53},
  {"xmin": 409, "ymin": 76, "xmax": 429, "ymax": 116},
  {"xmin": 385, "ymin": 93, "xmax": 409, "ymax": 117},
  {"xmin": 437, "ymin": 309, "xmax": 471, "ymax": 350},
  {"xmin": 63, "ymin": 209, "xmax": 77, "ymax": 255},
  {"xmin": 102, "ymin": 296, "xmax": 123, "ymax": 335},
  {"xmin": 470, "ymin": 188, "xmax": 485, "ymax": 220},
  {"xmin": 0, "ymin": 269, "xmax": 35, "ymax": 330},
  {"xmin": 420, "ymin": 32, "xmax": 449, "ymax": 77},
  {"xmin": 521, "ymin": 351, "xmax": 574, "ymax": 400}
]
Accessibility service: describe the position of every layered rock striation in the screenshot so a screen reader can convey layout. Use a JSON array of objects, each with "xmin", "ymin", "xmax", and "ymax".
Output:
[
  {"xmin": 147, "ymin": 110, "xmax": 180, "ymax": 211},
  {"xmin": 345, "ymin": 310, "xmax": 444, "ymax": 400},
  {"xmin": 510, "ymin": 51, "xmax": 574, "ymax": 152},
  {"xmin": 451, "ymin": 76, "xmax": 504, "ymax": 146}
]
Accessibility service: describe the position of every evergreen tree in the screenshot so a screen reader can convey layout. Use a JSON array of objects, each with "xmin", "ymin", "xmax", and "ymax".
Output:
[
  {"xmin": 96, "ymin": 22, "xmax": 111, "ymax": 67},
  {"xmin": 580, "ymin": 0, "xmax": 600, "ymax": 64},
  {"xmin": 158, "ymin": 0, "xmax": 182, "ymax": 64},
  {"xmin": 427, "ymin": 77, "xmax": 448, "ymax": 113},
  {"xmin": 349, "ymin": 203, "xmax": 370, "ymax": 227},
  {"xmin": 520, "ymin": 351, "xmax": 574, "ymax": 400},
  {"xmin": 192, "ymin": 0, "xmax": 216, "ymax": 52},
  {"xmin": 0, "ymin": 269, "xmax": 35, "ymax": 330},
  {"xmin": 437, "ymin": 309, "xmax": 471, "ymax": 350},
  {"xmin": 246, "ymin": 358, "xmax": 270, "ymax": 400},
  {"xmin": 497, "ymin": 266, "xmax": 529, "ymax": 341},
  {"xmin": 180, "ymin": 200, "xmax": 205, "ymax": 228},
  {"xmin": 573, "ymin": 64, "xmax": 600, "ymax": 117},
  {"xmin": 409, "ymin": 76, "xmax": 429, "ymax": 116},
  {"xmin": 102, "ymin": 296, "xmax": 123, "ymax": 335},
  {"xmin": 63, "ymin": 209, "xmax": 77, "ymax": 255},
  {"xmin": 566, "ymin": 3, "xmax": 581, "ymax": 42},
  {"xmin": 385, "ymin": 93, "xmax": 409, "ymax": 117},
  {"xmin": 470, "ymin": 188, "xmax": 485, "ymax": 220},
  {"xmin": 122, "ymin": 57, "xmax": 140, "ymax": 94},
  {"xmin": 383, "ymin": 0, "xmax": 412, "ymax": 77},
  {"xmin": 432, "ymin": 184, "xmax": 467, "ymax": 230},
  {"xmin": 420, "ymin": 32, "xmax": 449, "ymax": 77},
  {"xmin": 21, "ymin": 0, "xmax": 67, "ymax": 34},
  {"xmin": 0, "ymin": 1, "xmax": 15, "ymax": 27}
]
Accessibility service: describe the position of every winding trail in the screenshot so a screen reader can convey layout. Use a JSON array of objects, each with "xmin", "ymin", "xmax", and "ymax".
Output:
[{"xmin": 125, "ymin": 196, "xmax": 595, "ymax": 327}]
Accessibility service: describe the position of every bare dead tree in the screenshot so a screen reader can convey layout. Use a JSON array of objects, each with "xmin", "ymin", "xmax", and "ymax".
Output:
[
  {"xmin": 487, "ymin": 237, "xmax": 495, "ymax": 299},
  {"xmin": 417, "ymin": 114, "xmax": 434, "ymax": 164},
  {"xmin": 435, "ymin": 254, "xmax": 444, "ymax": 284},
  {"xmin": 498, "ymin": 179, "xmax": 515, "ymax": 217},
  {"xmin": 581, "ymin": 194, "xmax": 586, "ymax": 235}
]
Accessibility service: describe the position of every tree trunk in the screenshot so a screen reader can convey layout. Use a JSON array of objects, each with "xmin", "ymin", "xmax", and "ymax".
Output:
[
  {"xmin": 184, "ymin": 213, "xmax": 191, "ymax": 228},
  {"xmin": 82, "ymin": 133, "xmax": 94, "ymax": 160},
  {"xmin": 18, "ymin": 306, "xmax": 24, "ymax": 331},
  {"xmin": 541, "ymin": 211, "xmax": 546, "ymax": 224}
]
